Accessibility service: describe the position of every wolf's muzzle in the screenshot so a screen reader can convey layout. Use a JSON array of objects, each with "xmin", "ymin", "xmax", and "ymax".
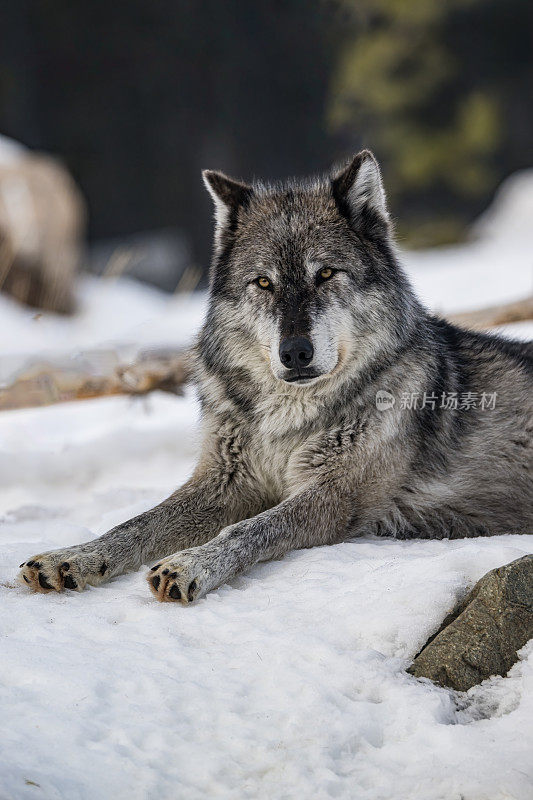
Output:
[{"xmin": 279, "ymin": 336, "xmax": 314, "ymax": 370}]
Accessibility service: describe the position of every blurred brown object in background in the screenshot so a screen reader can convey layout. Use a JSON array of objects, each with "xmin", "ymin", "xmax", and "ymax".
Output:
[{"xmin": 0, "ymin": 137, "xmax": 85, "ymax": 313}]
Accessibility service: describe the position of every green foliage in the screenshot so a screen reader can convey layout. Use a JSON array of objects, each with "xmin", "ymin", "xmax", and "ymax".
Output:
[{"xmin": 329, "ymin": 0, "xmax": 505, "ymax": 245}]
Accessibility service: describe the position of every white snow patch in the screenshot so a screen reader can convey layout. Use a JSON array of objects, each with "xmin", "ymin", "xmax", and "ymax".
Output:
[
  {"xmin": 0, "ymin": 276, "xmax": 206, "ymax": 382},
  {"xmin": 402, "ymin": 170, "xmax": 533, "ymax": 314},
  {"xmin": 0, "ymin": 133, "xmax": 26, "ymax": 166},
  {"xmin": 472, "ymin": 169, "xmax": 533, "ymax": 243}
]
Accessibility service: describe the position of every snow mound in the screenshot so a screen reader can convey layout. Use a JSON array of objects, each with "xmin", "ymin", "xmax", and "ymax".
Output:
[
  {"xmin": 0, "ymin": 133, "xmax": 26, "ymax": 166},
  {"xmin": 1, "ymin": 275, "xmax": 205, "ymax": 374},
  {"xmin": 473, "ymin": 169, "xmax": 533, "ymax": 242}
]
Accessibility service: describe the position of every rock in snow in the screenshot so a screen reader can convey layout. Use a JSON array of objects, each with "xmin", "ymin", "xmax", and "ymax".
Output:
[{"xmin": 409, "ymin": 555, "xmax": 533, "ymax": 691}]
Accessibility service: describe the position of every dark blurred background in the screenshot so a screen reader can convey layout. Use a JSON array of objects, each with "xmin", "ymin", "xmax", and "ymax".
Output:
[{"xmin": 1, "ymin": 0, "xmax": 532, "ymax": 292}]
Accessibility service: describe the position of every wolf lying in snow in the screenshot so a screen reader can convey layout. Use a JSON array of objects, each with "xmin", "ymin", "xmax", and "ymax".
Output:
[{"xmin": 19, "ymin": 151, "xmax": 533, "ymax": 603}]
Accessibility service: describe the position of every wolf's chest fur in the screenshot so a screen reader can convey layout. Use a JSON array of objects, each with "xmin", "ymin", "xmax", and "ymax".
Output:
[
  {"xmin": 255, "ymin": 383, "xmax": 325, "ymax": 436},
  {"xmin": 235, "ymin": 393, "xmax": 325, "ymax": 500}
]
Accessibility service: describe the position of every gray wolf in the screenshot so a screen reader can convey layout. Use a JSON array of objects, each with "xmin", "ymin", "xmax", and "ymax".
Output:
[{"xmin": 19, "ymin": 150, "xmax": 533, "ymax": 603}]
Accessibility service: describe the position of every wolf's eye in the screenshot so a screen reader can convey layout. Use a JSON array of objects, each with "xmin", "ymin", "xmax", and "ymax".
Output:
[
  {"xmin": 316, "ymin": 267, "xmax": 335, "ymax": 284},
  {"xmin": 256, "ymin": 276, "xmax": 272, "ymax": 290}
]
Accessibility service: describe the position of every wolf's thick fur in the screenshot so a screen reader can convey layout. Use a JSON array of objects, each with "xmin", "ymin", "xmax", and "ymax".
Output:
[{"xmin": 19, "ymin": 151, "xmax": 533, "ymax": 603}]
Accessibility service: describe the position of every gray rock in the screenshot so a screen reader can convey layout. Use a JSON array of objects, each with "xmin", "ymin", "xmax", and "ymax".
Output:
[{"xmin": 408, "ymin": 554, "xmax": 533, "ymax": 691}]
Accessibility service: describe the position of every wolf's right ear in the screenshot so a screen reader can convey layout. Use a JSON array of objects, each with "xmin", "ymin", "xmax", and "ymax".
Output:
[
  {"xmin": 202, "ymin": 170, "xmax": 253, "ymax": 239},
  {"xmin": 331, "ymin": 150, "xmax": 389, "ymax": 236}
]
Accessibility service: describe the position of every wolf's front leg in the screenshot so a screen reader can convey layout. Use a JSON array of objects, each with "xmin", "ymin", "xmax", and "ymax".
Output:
[
  {"xmin": 148, "ymin": 484, "xmax": 350, "ymax": 603},
  {"xmin": 19, "ymin": 463, "xmax": 265, "ymax": 594}
]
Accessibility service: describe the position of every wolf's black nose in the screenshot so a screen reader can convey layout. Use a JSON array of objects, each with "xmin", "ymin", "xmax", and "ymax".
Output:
[{"xmin": 279, "ymin": 336, "xmax": 314, "ymax": 369}]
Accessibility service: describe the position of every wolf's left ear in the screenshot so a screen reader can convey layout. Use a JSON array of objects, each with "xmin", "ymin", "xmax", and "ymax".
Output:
[
  {"xmin": 331, "ymin": 150, "xmax": 389, "ymax": 234},
  {"xmin": 202, "ymin": 170, "xmax": 253, "ymax": 235}
]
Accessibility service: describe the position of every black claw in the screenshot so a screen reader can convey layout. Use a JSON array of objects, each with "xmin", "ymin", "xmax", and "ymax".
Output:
[
  {"xmin": 168, "ymin": 571, "xmax": 177, "ymax": 580},
  {"xmin": 162, "ymin": 569, "xmax": 169, "ymax": 575},
  {"xmin": 38, "ymin": 573, "xmax": 54, "ymax": 590},
  {"xmin": 187, "ymin": 580, "xmax": 197, "ymax": 602},
  {"xmin": 151, "ymin": 575, "xmax": 160, "ymax": 591},
  {"xmin": 23, "ymin": 575, "xmax": 29, "ymax": 583},
  {"xmin": 27, "ymin": 560, "xmax": 35, "ymax": 567},
  {"xmin": 33, "ymin": 562, "xmax": 42, "ymax": 569},
  {"xmin": 63, "ymin": 574, "xmax": 78, "ymax": 590},
  {"xmin": 150, "ymin": 565, "xmax": 159, "ymax": 571},
  {"xmin": 19, "ymin": 562, "xmax": 25, "ymax": 568},
  {"xmin": 169, "ymin": 584, "xmax": 181, "ymax": 600},
  {"xmin": 99, "ymin": 562, "xmax": 108, "ymax": 575},
  {"xmin": 61, "ymin": 562, "xmax": 70, "ymax": 571}
]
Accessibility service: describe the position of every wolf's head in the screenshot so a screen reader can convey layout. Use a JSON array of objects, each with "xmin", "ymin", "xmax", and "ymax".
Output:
[{"xmin": 200, "ymin": 151, "xmax": 418, "ymax": 397}]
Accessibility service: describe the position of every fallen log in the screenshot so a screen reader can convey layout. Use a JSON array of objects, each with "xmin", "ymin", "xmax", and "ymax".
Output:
[
  {"xmin": 0, "ymin": 348, "xmax": 190, "ymax": 411},
  {"xmin": 116, "ymin": 349, "xmax": 190, "ymax": 395},
  {"xmin": 448, "ymin": 295, "xmax": 533, "ymax": 330}
]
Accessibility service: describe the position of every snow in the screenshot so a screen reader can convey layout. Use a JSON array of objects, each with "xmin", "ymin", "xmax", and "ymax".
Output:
[
  {"xmin": 405, "ymin": 168, "xmax": 533, "ymax": 316},
  {"xmin": 472, "ymin": 168, "xmax": 533, "ymax": 244},
  {"xmin": 0, "ymin": 278, "xmax": 206, "ymax": 383},
  {"xmin": 0, "ymin": 133, "xmax": 26, "ymax": 166},
  {"xmin": 1, "ymin": 176, "xmax": 532, "ymax": 799}
]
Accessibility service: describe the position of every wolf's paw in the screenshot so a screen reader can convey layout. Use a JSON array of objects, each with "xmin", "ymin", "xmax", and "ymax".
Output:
[
  {"xmin": 147, "ymin": 549, "xmax": 215, "ymax": 604},
  {"xmin": 18, "ymin": 549, "xmax": 110, "ymax": 594}
]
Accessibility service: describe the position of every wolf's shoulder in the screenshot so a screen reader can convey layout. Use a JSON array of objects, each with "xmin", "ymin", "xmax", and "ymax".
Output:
[{"xmin": 428, "ymin": 315, "xmax": 533, "ymax": 377}]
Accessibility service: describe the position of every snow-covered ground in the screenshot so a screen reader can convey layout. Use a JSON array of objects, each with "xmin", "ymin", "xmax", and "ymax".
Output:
[{"xmin": 0, "ymin": 175, "xmax": 532, "ymax": 800}]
